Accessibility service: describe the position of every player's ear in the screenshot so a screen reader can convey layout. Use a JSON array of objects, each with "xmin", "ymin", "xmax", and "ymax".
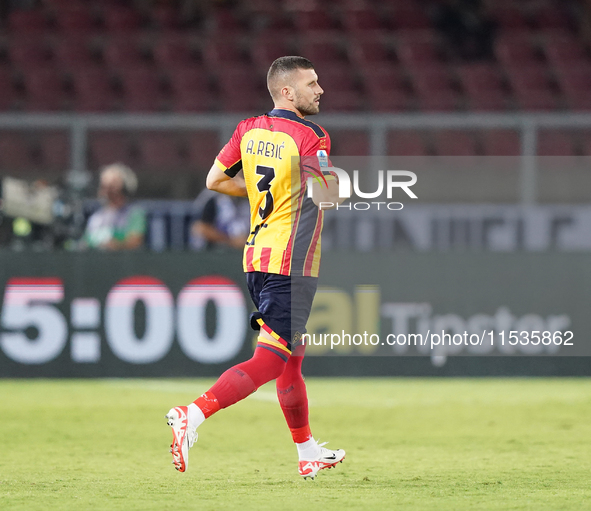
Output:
[{"xmin": 282, "ymin": 85, "xmax": 294, "ymax": 101}]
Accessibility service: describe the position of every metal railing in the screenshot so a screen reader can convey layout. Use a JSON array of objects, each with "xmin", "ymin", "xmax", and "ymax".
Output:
[{"xmin": 2, "ymin": 111, "xmax": 591, "ymax": 205}]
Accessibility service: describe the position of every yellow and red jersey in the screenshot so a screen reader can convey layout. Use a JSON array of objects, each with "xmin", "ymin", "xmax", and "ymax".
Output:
[{"xmin": 215, "ymin": 108, "xmax": 333, "ymax": 277}]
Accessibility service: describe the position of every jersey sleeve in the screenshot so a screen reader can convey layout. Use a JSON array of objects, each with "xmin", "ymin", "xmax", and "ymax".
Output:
[
  {"xmin": 299, "ymin": 128, "xmax": 336, "ymax": 181},
  {"xmin": 215, "ymin": 122, "xmax": 244, "ymax": 177}
]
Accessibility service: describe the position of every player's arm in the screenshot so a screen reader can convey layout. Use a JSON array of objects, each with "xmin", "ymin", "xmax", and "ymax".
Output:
[
  {"xmin": 206, "ymin": 161, "xmax": 247, "ymax": 197},
  {"xmin": 310, "ymin": 172, "xmax": 348, "ymax": 209}
]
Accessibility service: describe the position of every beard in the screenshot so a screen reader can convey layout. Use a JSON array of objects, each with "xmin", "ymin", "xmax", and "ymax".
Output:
[{"xmin": 294, "ymin": 91, "xmax": 320, "ymax": 116}]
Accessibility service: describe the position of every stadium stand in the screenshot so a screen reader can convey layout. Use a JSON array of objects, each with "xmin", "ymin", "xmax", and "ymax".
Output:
[
  {"xmin": 167, "ymin": 66, "xmax": 213, "ymax": 112},
  {"xmin": 39, "ymin": 132, "xmax": 70, "ymax": 171},
  {"xmin": 0, "ymin": 0, "xmax": 587, "ymax": 117},
  {"xmin": 1, "ymin": 0, "xmax": 590, "ymax": 180},
  {"xmin": 433, "ymin": 130, "xmax": 478, "ymax": 156},
  {"xmin": 387, "ymin": 131, "xmax": 429, "ymax": 156},
  {"xmin": 185, "ymin": 131, "xmax": 221, "ymax": 170},
  {"xmin": 70, "ymin": 65, "xmax": 117, "ymax": 112},
  {"xmin": 136, "ymin": 132, "xmax": 185, "ymax": 170},
  {"xmin": 0, "ymin": 68, "xmax": 17, "ymax": 111},
  {"xmin": 22, "ymin": 66, "xmax": 65, "ymax": 111},
  {"xmin": 0, "ymin": 132, "xmax": 36, "ymax": 171},
  {"xmin": 480, "ymin": 130, "xmax": 521, "ymax": 157},
  {"xmin": 118, "ymin": 65, "xmax": 164, "ymax": 112},
  {"xmin": 88, "ymin": 132, "xmax": 135, "ymax": 168},
  {"xmin": 53, "ymin": 36, "xmax": 95, "ymax": 68},
  {"xmin": 330, "ymin": 130, "xmax": 370, "ymax": 156}
]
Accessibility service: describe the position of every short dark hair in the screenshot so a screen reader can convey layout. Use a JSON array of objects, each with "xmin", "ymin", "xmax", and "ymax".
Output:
[{"xmin": 267, "ymin": 56, "xmax": 315, "ymax": 100}]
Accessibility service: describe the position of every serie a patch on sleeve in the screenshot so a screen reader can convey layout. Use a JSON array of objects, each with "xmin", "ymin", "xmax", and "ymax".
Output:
[{"xmin": 317, "ymin": 149, "xmax": 328, "ymax": 167}]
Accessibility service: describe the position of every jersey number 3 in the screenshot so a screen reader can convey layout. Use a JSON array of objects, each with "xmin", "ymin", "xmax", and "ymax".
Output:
[{"xmin": 256, "ymin": 165, "xmax": 275, "ymax": 219}]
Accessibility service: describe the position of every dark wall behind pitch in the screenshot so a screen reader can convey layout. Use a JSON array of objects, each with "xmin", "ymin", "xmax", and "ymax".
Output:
[{"xmin": 0, "ymin": 250, "xmax": 589, "ymax": 377}]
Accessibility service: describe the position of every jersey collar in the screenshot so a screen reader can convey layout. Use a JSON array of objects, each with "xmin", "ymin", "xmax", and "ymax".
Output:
[{"xmin": 268, "ymin": 108, "xmax": 304, "ymax": 120}]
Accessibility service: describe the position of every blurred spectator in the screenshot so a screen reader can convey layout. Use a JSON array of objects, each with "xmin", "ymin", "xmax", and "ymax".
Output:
[
  {"xmin": 83, "ymin": 163, "xmax": 145, "ymax": 250},
  {"xmin": 434, "ymin": 0, "xmax": 497, "ymax": 61},
  {"xmin": 190, "ymin": 187, "xmax": 249, "ymax": 251}
]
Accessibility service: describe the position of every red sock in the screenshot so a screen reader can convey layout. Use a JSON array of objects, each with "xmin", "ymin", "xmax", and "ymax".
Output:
[
  {"xmin": 276, "ymin": 355, "xmax": 312, "ymax": 442},
  {"xmin": 202, "ymin": 342, "xmax": 287, "ymax": 412},
  {"xmin": 193, "ymin": 391, "xmax": 220, "ymax": 418}
]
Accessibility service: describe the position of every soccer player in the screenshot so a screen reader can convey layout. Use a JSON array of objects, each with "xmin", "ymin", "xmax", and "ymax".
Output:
[{"xmin": 166, "ymin": 56, "xmax": 345, "ymax": 480}]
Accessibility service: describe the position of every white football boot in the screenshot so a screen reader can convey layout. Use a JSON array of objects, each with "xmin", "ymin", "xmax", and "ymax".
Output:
[
  {"xmin": 166, "ymin": 406, "xmax": 198, "ymax": 472},
  {"xmin": 298, "ymin": 441, "xmax": 346, "ymax": 480}
]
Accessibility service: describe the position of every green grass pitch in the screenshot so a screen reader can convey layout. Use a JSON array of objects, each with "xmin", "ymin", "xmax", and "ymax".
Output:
[{"xmin": 1, "ymin": 378, "xmax": 590, "ymax": 511}]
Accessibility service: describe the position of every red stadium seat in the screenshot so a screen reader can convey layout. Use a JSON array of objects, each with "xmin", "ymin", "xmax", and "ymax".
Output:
[
  {"xmin": 102, "ymin": 6, "xmax": 143, "ymax": 33},
  {"xmin": 362, "ymin": 67, "xmax": 409, "ymax": 111},
  {"xmin": 580, "ymin": 134, "xmax": 591, "ymax": 156},
  {"xmin": 533, "ymin": 5, "xmax": 572, "ymax": 31},
  {"xmin": 137, "ymin": 133, "xmax": 184, "ymax": 170},
  {"xmin": 495, "ymin": 33, "xmax": 538, "ymax": 68},
  {"xmin": 366, "ymin": 88, "xmax": 409, "ymax": 112},
  {"xmin": 456, "ymin": 63, "xmax": 507, "ymax": 111},
  {"xmin": 9, "ymin": 37, "xmax": 51, "ymax": 70},
  {"xmin": 186, "ymin": 131, "xmax": 221, "ymax": 170},
  {"xmin": 396, "ymin": 34, "xmax": 440, "ymax": 67},
  {"xmin": 297, "ymin": 34, "xmax": 345, "ymax": 64},
  {"xmin": 22, "ymin": 67, "xmax": 65, "ymax": 111},
  {"xmin": 330, "ymin": 130, "xmax": 370, "ymax": 156},
  {"xmin": 89, "ymin": 132, "xmax": 135, "ymax": 167},
  {"xmin": 283, "ymin": 0, "xmax": 320, "ymax": 10},
  {"xmin": 0, "ymin": 69, "xmax": 17, "ymax": 111},
  {"xmin": 409, "ymin": 63, "xmax": 459, "ymax": 111},
  {"xmin": 204, "ymin": 8, "xmax": 243, "ymax": 33},
  {"xmin": 543, "ymin": 36, "xmax": 588, "ymax": 70},
  {"xmin": 102, "ymin": 36, "xmax": 145, "ymax": 69},
  {"xmin": 41, "ymin": 0, "xmax": 77, "ymax": 9},
  {"xmin": 54, "ymin": 7, "xmax": 95, "ymax": 33},
  {"xmin": 39, "ymin": 132, "xmax": 70, "ymax": 170},
  {"xmin": 409, "ymin": 64, "xmax": 452, "ymax": 93},
  {"xmin": 555, "ymin": 65, "xmax": 591, "ymax": 110},
  {"xmin": 416, "ymin": 90, "xmax": 459, "ymax": 111},
  {"xmin": 149, "ymin": 5, "xmax": 179, "ymax": 29},
  {"xmin": 250, "ymin": 37, "xmax": 293, "ymax": 71},
  {"xmin": 489, "ymin": 6, "xmax": 529, "ymax": 30},
  {"xmin": 0, "ymin": 133, "xmax": 35, "ymax": 171},
  {"xmin": 242, "ymin": 0, "xmax": 284, "ymax": 18},
  {"xmin": 537, "ymin": 131, "xmax": 576, "ymax": 156},
  {"xmin": 8, "ymin": 9, "xmax": 48, "ymax": 33},
  {"xmin": 302, "ymin": 62, "xmax": 363, "ymax": 110},
  {"xmin": 292, "ymin": 9, "xmax": 337, "ymax": 31},
  {"xmin": 218, "ymin": 70, "xmax": 264, "ymax": 112},
  {"xmin": 346, "ymin": 35, "xmax": 391, "ymax": 67},
  {"xmin": 53, "ymin": 36, "xmax": 95, "ymax": 68},
  {"xmin": 481, "ymin": 130, "xmax": 521, "ymax": 156},
  {"xmin": 387, "ymin": 131, "xmax": 428, "ymax": 156},
  {"xmin": 506, "ymin": 65, "xmax": 558, "ymax": 110},
  {"xmin": 433, "ymin": 131, "xmax": 477, "ymax": 156},
  {"xmin": 340, "ymin": 8, "xmax": 385, "ymax": 33},
  {"xmin": 202, "ymin": 39, "xmax": 244, "ymax": 68},
  {"xmin": 463, "ymin": 88, "xmax": 507, "ymax": 111},
  {"xmin": 387, "ymin": 5, "xmax": 431, "ymax": 30},
  {"xmin": 118, "ymin": 66, "xmax": 163, "ymax": 112},
  {"xmin": 152, "ymin": 35, "xmax": 195, "ymax": 68},
  {"xmin": 317, "ymin": 63, "xmax": 356, "ymax": 88},
  {"xmin": 167, "ymin": 67, "xmax": 215, "ymax": 112},
  {"xmin": 70, "ymin": 66, "xmax": 116, "ymax": 112},
  {"xmin": 319, "ymin": 90, "xmax": 364, "ymax": 111}
]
